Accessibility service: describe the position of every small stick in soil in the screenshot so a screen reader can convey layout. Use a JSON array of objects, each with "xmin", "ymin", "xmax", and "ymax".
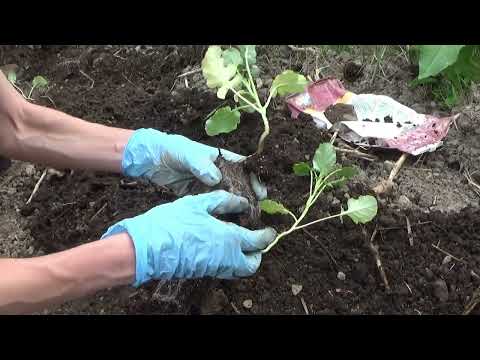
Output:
[
  {"xmin": 113, "ymin": 49, "xmax": 127, "ymax": 60},
  {"xmin": 302, "ymin": 228, "xmax": 339, "ymax": 272},
  {"xmin": 26, "ymin": 169, "xmax": 47, "ymax": 205},
  {"xmin": 231, "ymin": 302, "xmax": 241, "ymax": 314},
  {"xmin": 300, "ymin": 297, "xmax": 309, "ymax": 315},
  {"xmin": 368, "ymin": 227, "xmax": 391, "ymax": 293},
  {"xmin": 90, "ymin": 202, "xmax": 108, "ymax": 222},
  {"xmin": 431, "ymin": 243, "xmax": 467, "ymax": 265},
  {"xmin": 464, "ymin": 170, "xmax": 480, "ymax": 197},
  {"xmin": 288, "ymin": 45, "xmax": 317, "ymax": 54},
  {"xmin": 177, "ymin": 67, "xmax": 201, "ymax": 78},
  {"xmin": 40, "ymin": 95, "xmax": 56, "ymax": 108},
  {"xmin": 334, "ymin": 147, "xmax": 378, "ymax": 161},
  {"xmin": 406, "ymin": 216, "xmax": 413, "ymax": 247},
  {"xmin": 79, "ymin": 70, "xmax": 95, "ymax": 89},
  {"xmin": 404, "ymin": 281, "xmax": 413, "ymax": 295},
  {"xmin": 471, "ymin": 270, "xmax": 480, "ymax": 280},
  {"xmin": 463, "ymin": 286, "xmax": 480, "ymax": 315},
  {"xmin": 378, "ymin": 221, "xmax": 433, "ymax": 232},
  {"xmin": 330, "ymin": 130, "xmax": 339, "ymax": 144},
  {"xmin": 373, "ymin": 152, "xmax": 408, "ymax": 195}
]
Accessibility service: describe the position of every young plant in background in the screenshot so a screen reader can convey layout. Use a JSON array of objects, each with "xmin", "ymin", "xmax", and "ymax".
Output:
[
  {"xmin": 201, "ymin": 45, "xmax": 308, "ymax": 155},
  {"xmin": 410, "ymin": 45, "xmax": 480, "ymax": 108},
  {"xmin": 259, "ymin": 142, "xmax": 378, "ymax": 253},
  {"xmin": 7, "ymin": 71, "xmax": 49, "ymax": 100}
]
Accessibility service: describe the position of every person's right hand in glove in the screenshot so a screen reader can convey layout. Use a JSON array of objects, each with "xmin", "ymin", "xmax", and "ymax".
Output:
[
  {"xmin": 102, "ymin": 190, "xmax": 277, "ymax": 286},
  {"xmin": 1, "ymin": 190, "xmax": 276, "ymax": 314}
]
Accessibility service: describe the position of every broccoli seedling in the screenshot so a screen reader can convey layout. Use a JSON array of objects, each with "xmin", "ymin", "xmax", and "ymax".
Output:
[
  {"xmin": 7, "ymin": 71, "xmax": 49, "ymax": 100},
  {"xmin": 201, "ymin": 45, "xmax": 308, "ymax": 155},
  {"xmin": 260, "ymin": 142, "xmax": 378, "ymax": 253}
]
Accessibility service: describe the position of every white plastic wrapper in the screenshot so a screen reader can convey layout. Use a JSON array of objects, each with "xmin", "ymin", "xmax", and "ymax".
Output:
[{"xmin": 286, "ymin": 78, "xmax": 458, "ymax": 156}]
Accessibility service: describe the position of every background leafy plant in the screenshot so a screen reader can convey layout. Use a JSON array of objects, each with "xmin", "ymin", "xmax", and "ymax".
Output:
[{"xmin": 411, "ymin": 45, "xmax": 480, "ymax": 108}]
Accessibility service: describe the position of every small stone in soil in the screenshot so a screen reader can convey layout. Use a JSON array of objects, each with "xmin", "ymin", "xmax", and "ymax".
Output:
[
  {"xmin": 397, "ymin": 195, "xmax": 412, "ymax": 208},
  {"xmin": 442, "ymin": 255, "xmax": 452, "ymax": 266},
  {"xmin": 291, "ymin": 284, "xmax": 303, "ymax": 296},
  {"xmin": 432, "ymin": 279, "xmax": 449, "ymax": 302},
  {"xmin": 337, "ymin": 271, "xmax": 346, "ymax": 281},
  {"xmin": 242, "ymin": 299, "xmax": 253, "ymax": 309},
  {"xmin": 24, "ymin": 164, "xmax": 35, "ymax": 176}
]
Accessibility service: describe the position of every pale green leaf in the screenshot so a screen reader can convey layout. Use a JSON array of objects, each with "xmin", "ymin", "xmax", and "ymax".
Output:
[
  {"xmin": 313, "ymin": 143, "xmax": 336, "ymax": 177},
  {"xmin": 234, "ymin": 90, "xmax": 256, "ymax": 113},
  {"xmin": 418, "ymin": 45, "xmax": 465, "ymax": 80},
  {"xmin": 32, "ymin": 75, "xmax": 48, "ymax": 89},
  {"xmin": 328, "ymin": 166, "xmax": 358, "ymax": 188},
  {"xmin": 7, "ymin": 71, "xmax": 16, "ymax": 85},
  {"xmin": 216, "ymin": 74, "xmax": 243, "ymax": 99},
  {"xmin": 271, "ymin": 70, "xmax": 308, "ymax": 97},
  {"xmin": 205, "ymin": 106, "xmax": 240, "ymax": 136},
  {"xmin": 260, "ymin": 199, "xmax": 290, "ymax": 215},
  {"xmin": 343, "ymin": 195, "xmax": 378, "ymax": 224},
  {"xmin": 293, "ymin": 162, "xmax": 311, "ymax": 176},
  {"xmin": 223, "ymin": 48, "xmax": 243, "ymax": 67},
  {"xmin": 238, "ymin": 45, "xmax": 257, "ymax": 66},
  {"xmin": 202, "ymin": 46, "xmax": 238, "ymax": 93},
  {"xmin": 250, "ymin": 65, "xmax": 261, "ymax": 77}
]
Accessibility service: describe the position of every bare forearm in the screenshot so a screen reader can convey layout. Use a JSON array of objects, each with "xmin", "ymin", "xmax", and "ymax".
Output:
[
  {"xmin": 7, "ymin": 102, "xmax": 134, "ymax": 173},
  {"xmin": 0, "ymin": 233, "xmax": 135, "ymax": 314}
]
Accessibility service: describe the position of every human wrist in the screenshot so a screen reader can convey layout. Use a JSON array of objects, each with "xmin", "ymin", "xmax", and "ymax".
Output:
[
  {"xmin": 121, "ymin": 128, "xmax": 169, "ymax": 177},
  {"xmin": 101, "ymin": 219, "xmax": 168, "ymax": 287}
]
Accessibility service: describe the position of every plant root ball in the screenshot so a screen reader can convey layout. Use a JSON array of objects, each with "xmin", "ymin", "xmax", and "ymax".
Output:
[{"xmin": 189, "ymin": 155, "xmax": 261, "ymax": 229}]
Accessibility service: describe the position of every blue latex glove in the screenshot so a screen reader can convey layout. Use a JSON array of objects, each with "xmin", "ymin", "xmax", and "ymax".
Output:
[
  {"xmin": 122, "ymin": 128, "xmax": 248, "ymax": 196},
  {"xmin": 102, "ymin": 190, "xmax": 277, "ymax": 287}
]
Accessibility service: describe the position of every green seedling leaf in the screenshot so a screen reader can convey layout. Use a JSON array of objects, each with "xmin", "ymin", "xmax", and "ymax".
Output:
[
  {"xmin": 293, "ymin": 162, "xmax": 311, "ymax": 176},
  {"xmin": 335, "ymin": 166, "xmax": 357, "ymax": 180},
  {"xmin": 418, "ymin": 45, "xmax": 465, "ymax": 80},
  {"xmin": 202, "ymin": 46, "xmax": 242, "ymax": 99},
  {"xmin": 223, "ymin": 48, "xmax": 243, "ymax": 67},
  {"xmin": 260, "ymin": 199, "xmax": 290, "ymax": 215},
  {"xmin": 32, "ymin": 75, "xmax": 48, "ymax": 89},
  {"xmin": 343, "ymin": 195, "xmax": 378, "ymax": 224},
  {"xmin": 238, "ymin": 45, "xmax": 257, "ymax": 66},
  {"xmin": 205, "ymin": 106, "xmax": 241, "ymax": 136},
  {"xmin": 234, "ymin": 90, "xmax": 256, "ymax": 113},
  {"xmin": 444, "ymin": 45, "xmax": 480, "ymax": 83},
  {"xmin": 7, "ymin": 71, "xmax": 16, "ymax": 85},
  {"xmin": 409, "ymin": 77, "xmax": 438, "ymax": 88},
  {"xmin": 271, "ymin": 70, "xmax": 308, "ymax": 97},
  {"xmin": 313, "ymin": 143, "xmax": 336, "ymax": 178},
  {"xmin": 250, "ymin": 65, "xmax": 261, "ymax": 77},
  {"xmin": 328, "ymin": 166, "xmax": 358, "ymax": 188}
]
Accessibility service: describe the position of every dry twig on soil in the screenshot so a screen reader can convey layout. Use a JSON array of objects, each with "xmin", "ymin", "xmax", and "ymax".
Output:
[
  {"xmin": 300, "ymin": 297, "xmax": 309, "ymax": 315},
  {"xmin": 90, "ymin": 203, "xmax": 108, "ymax": 222},
  {"xmin": 463, "ymin": 286, "xmax": 480, "ymax": 315},
  {"xmin": 464, "ymin": 169, "xmax": 480, "ymax": 197},
  {"xmin": 373, "ymin": 152, "xmax": 408, "ymax": 195},
  {"xmin": 26, "ymin": 169, "xmax": 47, "ymax": 205},
  {"xmin": 177, "ymin": 68, "xmax": 201, "ymax": 78},
  {"xmin": 406, "ymin": 216, "xmax": 414, "ymax": 246},
  {"xmin": 368, "ymin": 227, "xmax": 391, "ymax": 293},
  {"xmin": 287, "ymin": 45, "xmax": 317, "ymax": 54},
  {"xmin": 431, "ymin": 243, "xmax": 467, "ymax": 265},
  {"xmin": 302, "ymin": 228, "xmax": 339, "ymax": 272},
  {"xmin": 79, "ymin": 70, "xmax": 95, "ymax": 89}
]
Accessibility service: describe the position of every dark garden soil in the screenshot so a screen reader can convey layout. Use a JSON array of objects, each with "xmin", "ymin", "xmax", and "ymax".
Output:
[{"xmin": 1, "ymin": 45, "xmax": 480, "ymax": 315}]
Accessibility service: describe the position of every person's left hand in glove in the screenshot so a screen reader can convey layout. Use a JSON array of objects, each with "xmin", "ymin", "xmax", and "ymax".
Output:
[{"xmin": 121, "ymin": 128, "xmax": 260, "ymax": 197}]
